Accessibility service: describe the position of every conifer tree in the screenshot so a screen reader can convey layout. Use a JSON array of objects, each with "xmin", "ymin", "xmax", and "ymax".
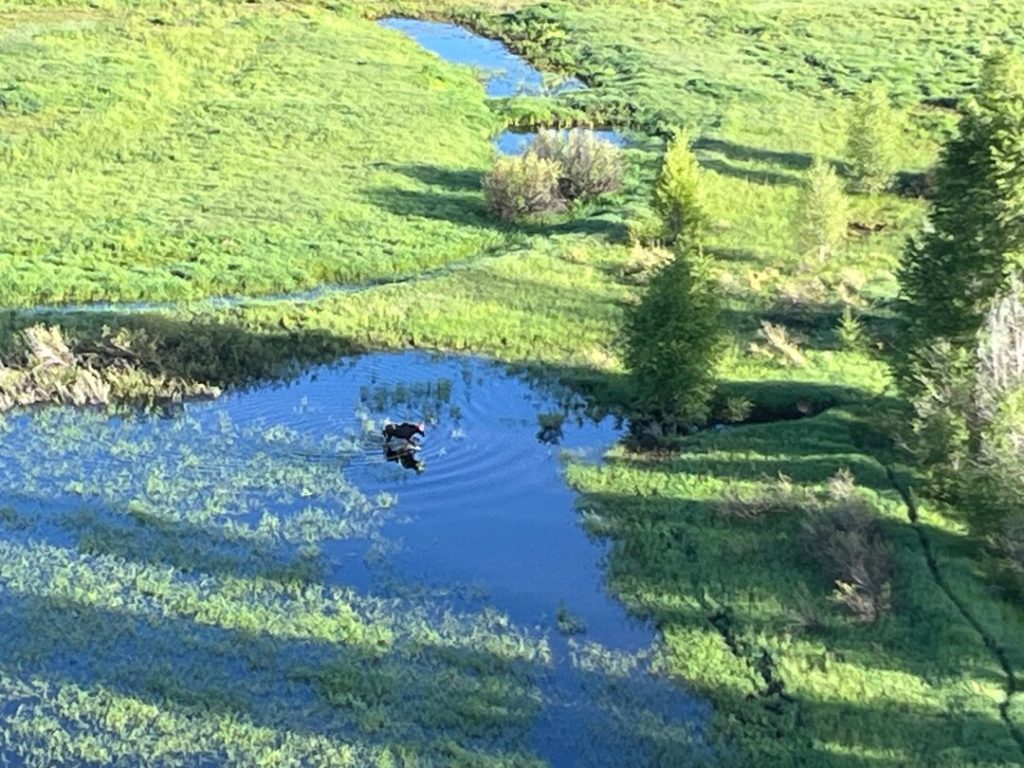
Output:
[
  {"xmin": 898, "ymin": 53, "xmax": 1024, "ymax": 354},
  {"xmin": 625, "ymin": 246, "xmax": 722, "ymax": 432},
  {"xmin": 653, "ymin": 131, "xmax": 708, "ymax": 243},
  {"xmin": 846, "ymin": 84, "xmax": 901, "ymax": 193},
  {"xmin": 794, "ymin": 159, "xmax": 848, "ymax": 261}
]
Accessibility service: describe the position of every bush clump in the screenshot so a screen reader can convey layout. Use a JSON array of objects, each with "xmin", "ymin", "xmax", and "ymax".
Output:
[
  {"xmin": 483, "ymin": 153, "xmax": 566, "ymax": 221},
  {"xmin": 531, "ymin": 129, "xmax": 624, "ymax": 201},
  {"xmin": 483, "ymin": 129, "xmax": 623, "ymax": 221},
  {"xmin": 802, "ymin": 474, "xmax": 893, "ymax": 623}
]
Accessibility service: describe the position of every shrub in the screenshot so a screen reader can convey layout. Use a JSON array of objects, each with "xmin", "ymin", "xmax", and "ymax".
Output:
[
  {"xmin": 752, "ymin": 321, "xmax": 806, "ymax": 368},
  {"xmin": 836, "ymin": 306, "xmax": 865, "ymax": 351},
  {"xmin": 845, "ymin": 84, "xmax": 902, "ymax": 193},
  {"xmin": 802, "ymin": 478, "xmax": 893, "ymax": 623},
  {"xmin": 653, "ymin": 130, "xmax": 708, "ymax": 243},
  {"xmin": 793, "ymin": 158, "xmax": 848, "ymax": 261},
  {"xmin": 625, "ymin": 247, "xmax": 722, "ymax": 433},
  {"xmin": 531, "ymin": 129, "xmax": 624, "ymax": 201},
  {"xmin": 719, "ymin": 394, "xmax": 753, "ymax": 424},
  {"xmin": 483, "ymin": 153, "xmax": 565, "ymax": 221},
  {"xmin": 717, "ymin": 474, "xmax": 812, "ymax": 519}
]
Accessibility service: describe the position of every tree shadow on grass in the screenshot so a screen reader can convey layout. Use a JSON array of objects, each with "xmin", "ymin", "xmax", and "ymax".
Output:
[
  {"xmin": 576, "ymin": 483, "xmax": 1023, "ymax": 766},
  {"xmin": 392, "ymin": 162, "xmax": 485, "ymax": 192},
  {"xmin": 720, "ymin": 300, "xmax": 900, "ymax": 355},
  {"xmin": 366, "ymin": 159, "xmax": 631, "ymax": 242},
  {"xmin": 365, "ymin": 184, "xmax": 629, "ymax": 240},
  {"xmin": 698, "ymin": 156, "xmax": 803, "ymax": 187},
  {"xmin": 693, "ymin": 137, "xmax": 819, "ymax": 173}
]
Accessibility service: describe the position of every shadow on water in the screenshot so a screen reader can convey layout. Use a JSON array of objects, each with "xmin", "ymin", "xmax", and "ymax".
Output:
[{"xmin": 0, "ymin": 350, "xmax": 711, "ymax": 766}]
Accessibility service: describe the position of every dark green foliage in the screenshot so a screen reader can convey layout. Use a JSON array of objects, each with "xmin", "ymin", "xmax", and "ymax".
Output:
[
  {"xmin": 625, "ymin": 246, "xmax": 722, "ymax": 431},
  {"xmin": 898, "ymin": 52, "xmax": 1024, "ymax": 355},
  {"xmin": 653, "ymin": 131, "xmax": 708, "ymax": 243}
]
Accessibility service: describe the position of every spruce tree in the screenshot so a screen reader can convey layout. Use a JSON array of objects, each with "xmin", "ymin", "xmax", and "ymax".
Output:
[
  {"xmin": 845, "ymin": 84, "xmax": 901, "ymax": 193},
  {"xmin": 625, "ymin": 246, "xmax": 722, "ymax": 432},
  {"xmin": 653, "ymin": 131, "xmax": 708, "ymax": 243},
  {"xmin": 898, "ymin": 52, "xmax": 1024, "ymax": 354},
  {"xmin": 794, "ymin": 159, "xmax": 848, "ymax": 261}
]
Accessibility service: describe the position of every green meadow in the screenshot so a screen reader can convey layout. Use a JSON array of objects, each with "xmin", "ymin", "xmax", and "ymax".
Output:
[{"xmin": 2, "ymin": 0, "xmax": 1024, "ymax": 766}]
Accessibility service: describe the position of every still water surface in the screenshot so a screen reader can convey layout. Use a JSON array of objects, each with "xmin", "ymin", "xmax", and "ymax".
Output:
[
  {"xmin": 379, "ymin": 17, "xmax": 586, "ymax": 98},
  {"xmin": 0, "ymin": 353, "xmax": 709, "ymax": 765}
]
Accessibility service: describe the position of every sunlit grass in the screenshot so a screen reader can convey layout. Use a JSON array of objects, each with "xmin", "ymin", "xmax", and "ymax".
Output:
[{"xmin": 3, "ymin": 0, "xmax": 1024, "ymax": 765}]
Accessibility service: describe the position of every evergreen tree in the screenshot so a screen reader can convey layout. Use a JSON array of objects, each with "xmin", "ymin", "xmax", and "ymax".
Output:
[
  {"xmin": 625, "ymin": 246, "xmax": 722, "ymax": 432},
  {"xmin": 898, "ymin": 52, "xmax": 1024, "ymax": 354},
  {"xmin": 653, "ymin": 131, "xmax": 708, "ymax": 243},
  {"xmin": 794, "ymin": 158, "xmax": 848, "ymax": 261},
  {"xmin": 845, "ymin": 84, "xmax": 901, "ymax": 193}
]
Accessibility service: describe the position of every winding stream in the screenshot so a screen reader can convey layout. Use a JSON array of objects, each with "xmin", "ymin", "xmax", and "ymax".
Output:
[{"xmin": 378, "ymin": 17, "xmax": 586, "ymax": 98}]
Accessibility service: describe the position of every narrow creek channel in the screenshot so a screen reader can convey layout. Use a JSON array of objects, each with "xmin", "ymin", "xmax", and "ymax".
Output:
[{"xmin": 0, "ymin": 353, "xmax": 710, "ymax": 765}]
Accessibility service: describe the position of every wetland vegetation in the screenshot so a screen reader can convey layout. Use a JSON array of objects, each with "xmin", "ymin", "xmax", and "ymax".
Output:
[{"xmin": 2, "ymin": 1, "xmax": 1024, "ymax": 766}]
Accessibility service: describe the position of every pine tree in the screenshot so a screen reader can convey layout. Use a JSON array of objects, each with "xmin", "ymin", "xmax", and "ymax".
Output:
[
  {"xmin": 794, "ymin": 159, "xmax": 848, "ymax": 261},
  {"xmin": 845, "ymin": 84, "xmax": 901, "ymax": 193},
  {"xmin": 625, "ymin": 246, "xmax": 722, "ymax": 432},
  {"xmin": 898, "ymin": 52, "xmax": 1024, "ymax": 354},
  {"xmin": 653, "ymin": 131, "xmax": 708, "ymax": 243}
]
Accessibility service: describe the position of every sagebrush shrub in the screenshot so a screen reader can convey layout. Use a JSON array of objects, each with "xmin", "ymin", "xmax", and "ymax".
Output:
[
  {"xmin": 483, "ymin": 153, "xmax": 565, "ymax": 221},
  {"xmin": 802, "ymin": 488, "xmax": 893, "ymax": 623},
  {"xmin": 532, "ymin": 129, "xmax": 624, "ymax": 201}
]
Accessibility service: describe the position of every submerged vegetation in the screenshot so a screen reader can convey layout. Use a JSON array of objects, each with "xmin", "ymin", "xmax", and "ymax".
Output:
[{"xmin": 2, "ymin": 0, "xmax": 1024, "ymax": 765}]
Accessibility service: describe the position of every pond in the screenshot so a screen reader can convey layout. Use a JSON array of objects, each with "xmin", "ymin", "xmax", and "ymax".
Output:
[
  {"xmin": 495, "ymin": 128, "xmax": 629, "ymax": 156},
  {"xmin": 379, "ymin": 17, "xmax": 585, "ymax": 98},
  {"xmin": 0, "ymin": 352, "xmax": 710, "ymax": 767}
]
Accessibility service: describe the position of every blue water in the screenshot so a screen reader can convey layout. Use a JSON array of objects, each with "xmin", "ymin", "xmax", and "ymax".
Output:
[
  {"xmin": 495, "ymin": 128, "xmax": 629, "ymax": 155},
  {"xmin": 379, "ymin": 18, "xmax": 585, "ymax": 98},
  {"xmin": 0, "ymin": 352, "xmax": 711, "ymax": 766}
]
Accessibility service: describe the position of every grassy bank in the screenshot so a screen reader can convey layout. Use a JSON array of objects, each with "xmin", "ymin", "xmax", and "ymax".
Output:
[
  {"xmin": 0, "ymin": 2, "xmax": 506, "ymax": 307},
  {"xmin": 2, "ymin": 0, "xmax": 1024, "ymax": 766}
]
